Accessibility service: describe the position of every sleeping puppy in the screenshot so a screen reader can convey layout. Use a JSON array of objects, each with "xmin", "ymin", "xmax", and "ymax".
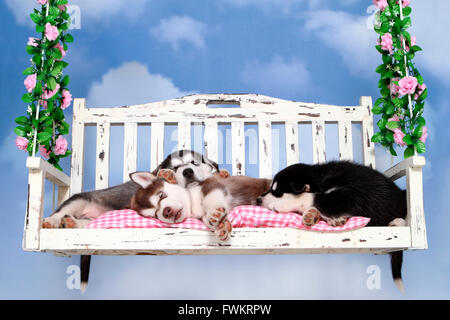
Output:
[
  {"xmin": 257, "ymin": 160, "xmax": 407, "ymax": 291},
  {"xmin": 42, "ymin": 149, "xmax": 222, "ymax": 229},
  {"xmin": 130, "ymin": 170, "xmax": 271, "ymax": 240}
]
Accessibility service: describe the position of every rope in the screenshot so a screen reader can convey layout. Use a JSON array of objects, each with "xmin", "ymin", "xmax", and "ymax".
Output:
[
  {"xmin": 398, "ymin": 0, "xmax": 417, "ymax": 156},
  {"xmin": 31, "ymin": 3, "xmax": 50, "ymax": 157}
]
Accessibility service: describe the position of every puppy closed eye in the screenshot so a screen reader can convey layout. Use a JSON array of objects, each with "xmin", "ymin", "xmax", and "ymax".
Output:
[{"xmin": 158, "ymin": 191, "xmax": 167, "ymax": 200}]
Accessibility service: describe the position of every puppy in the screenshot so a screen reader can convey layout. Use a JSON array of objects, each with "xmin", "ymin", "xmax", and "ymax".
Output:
[
  {"xmin": 42, "ymin": 149, "xmax": 221, "ymax": 229},
  {"xmin": 130, "ymin": 170, "xmax": 271, "ymax": 240},
  {"xmin": 257, "ymin": 160, "xmax": 407, "ymax": 291}
]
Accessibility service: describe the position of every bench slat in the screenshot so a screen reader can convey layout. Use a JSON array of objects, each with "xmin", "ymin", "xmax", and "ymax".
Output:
[
  {"xmin": 231, "ymin": 122, "xmax": 245, "ymax": 175},
  {"xmin": 312, "ymin": 120, "xmax": 326, "ymax": 164},
  {"xmin": 259, "ymin": 121, "xmax": 272, "ymax": 178},
  {"xmin": 70, "ymin": 99, "xmax": 86, "ymax": 194},
  {"xmin": 123, "ymin": 122, "xmax": 138, "ymax": 182},
  {"xmin": 204, "ymin": 121, "xmax": 218, "ymax": 164},
  {"xmin": 178, "ymin": 121, "xmax": 191, "ymax": 151},
  {"xmin": 285, "ymin": 122, "xmax": 299, "ymax": 166},
  {"xmin": 338, "ymin": 120, "xmax": 353, "ymax": 161},
  {"xmin": 96, "ymin": 122, "xmax": 110, "ymax": 189},
  {"xmin": 150, "ymin": 123, "xmax": 165, "ymax": 172}
]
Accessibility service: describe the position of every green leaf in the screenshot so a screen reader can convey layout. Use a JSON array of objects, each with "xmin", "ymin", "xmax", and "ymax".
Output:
[
  {"xmin": 47, "ymin": 76, "xmax": 57, "ymax": 91},
  {"xmin": 64, "ymin": 34, "xmax": 74, "ymax": 43},
  {"xmin": 410, "ymin": 45, "xmax": 422, "ymax": 54},
  {"xmin": 51, "ymin": 48, "xmax": 63, "ymax": 60},
  {"xmin": 371, "ymin": 132, "xmax": 384, "ymax": 143},
  {"xmin": 377, "ymin": 118, "xmax": 388, "ymax": 130},
  {"xmin": 416, "ymin": 116, "xmax": 426, "ymax": 127},
  {"xmin": 413, "ymin": 125, "xmax": 423, "ymax": 139},
  {"xmin": 34, "ymin": 80, "xmax": 43, "ymax": 95},
  {"xmin": 49, "ymin": 6, "xmax": 60, "ymax": 17},
  {"xmin": 26, "ymin": 45, "xmax": 37, "ymax": 55},
  {"xmin": 37, "ymin": 132, "xmax": 52, "ymax": 144},
  {"xmin": 30, "ymin": 12, "xmax": 42, "ymax": 24},
  {"xmin": 374, "ymin": 97, "xmax": 384, "ymax": 108},
  {"xmin": 376, "ymin": 64, "xmax": 386, "ymax": 74},
  {"xmin": 61, "ymin": 75, "xmax": 70, "ymax": 87},
  {"xmin": 386, "ymin": 131, "xmax": 394, "ymax": 143},
  {"xmin": 404, "ymin": 146, "xmax": 415, "ymax": 158},
  {"xmin": 402, "ymin": 17, "xmax": 411, "ymax": 29},
  {"xmin": 419, "ymin": 88, "xmax": 428, "ymax": 100},
  {"xmin": 14, "ymin": 126, "xmax": 27, "ymax": 137},
  {"xmin": 415, "ymin": 141, "xmax": 426, "ymax": 154},
  {"xmin": 381, "ymin": 87, "xmax": 390, "ymax": 97},
  {"xmin": 372, "ymin": 106, "xmax": 383, "ymax": 114},
  {"xmin": 416, "ymin": 74, "xmax": 424, "ymax": 85},
  {"xmin": 22, "ymin": 93, "xmax": 34, "ymax": 103},
  {"xmin": 386, "ymin": 121, "xmax": 401, "ymax": 129},
  {"xmin": 394, "ymin": 50, "xmax": 404, "ymax": 61},
  {"xmin": 15, "ymin": 116, "xmax": 29, "ymax": 126},
  {"xmin": 402, "ymin": 134, "xmax": 414, "ymax": 146},
  {"xmin": 385, "ymin": 102, "xmax": 395, "ymax": 115},
  {"xmin": 23, "ymin": 67, "xmax": 35, "ymax": 75},
  {"xmin": 36, "ymin": 24, "xmax": 45, "ymax": 33},
  {"xmin": 389, "ymin": 145, "xmax": 398, "ymax": 156}
]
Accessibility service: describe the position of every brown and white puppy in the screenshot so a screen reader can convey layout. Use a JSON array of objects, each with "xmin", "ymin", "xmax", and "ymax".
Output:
[{"xmin": 130, "ymin": 170, "xmax": 271, "ymax": 240}]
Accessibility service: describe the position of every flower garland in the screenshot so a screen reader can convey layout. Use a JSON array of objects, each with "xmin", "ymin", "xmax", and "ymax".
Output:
[
  {"xmin": 371, "ymin": 0, "xmax": 427, "ymax": 158},
  {"xmin": 15, "ymin": 0, "xmax": 73, "ymax": 171}
]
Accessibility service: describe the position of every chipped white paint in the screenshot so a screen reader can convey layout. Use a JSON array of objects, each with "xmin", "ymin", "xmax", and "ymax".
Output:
[
  {"xmin": 231, "ymin": 122, "xmax": 245, "ymax": 176},
  {"xmin": 177, "ymin": 121, "xmax": 191, "ymax": 151},
  {"xmin": 312, "ymin": 120, "xmax": 326, "ymax": 164},
  {"xmin": 123, "ymin": 122, "xmax": 137, "ymax": 182},
  {"xmin": 96, "ymin": 122, "xmax": 110, "ymax": 189},
  {"xmin": 150, "ymin": 122, "xmax": 164, "ymax": 172},
  {"xmin": 338, "ymin": 120, "xmax": 353, "ymax": 161},
  {"xmin": 285, "ymin": 122, "xmax": 299, "ymax": 166},
  {"xmin": 22, "ymin": 94, "xmax": 427, "ymax": 256},
  {"xmin": 259, "ymin": 121, "xmax": 272, "ymax": 178},
  {"xmin": 204, "ymin": 121, "xmax": 218, "ymax": 164}
]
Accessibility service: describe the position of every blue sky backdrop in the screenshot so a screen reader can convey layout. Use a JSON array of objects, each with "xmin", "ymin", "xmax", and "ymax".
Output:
[{"xmin": 0, "ymin": 0, "xmax": 449, "ymax": 299}]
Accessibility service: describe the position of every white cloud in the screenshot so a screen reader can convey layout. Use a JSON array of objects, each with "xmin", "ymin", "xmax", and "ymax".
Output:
[
  {"xmin": 150, "ymin": 16, "xmax": 208, "ymax": 50},
  {"xmin": 86, "ymin": 61, "xmax": 189, "ymax": 108},
  {"xmin": 304, "ymin": 10, "xmax": 378, "ymax": 77},
  {"xmin": 5, "ymin": 0, "xmax": 146, "ymax": 27},
  {"xmin": 242, "ymin": 55, "xmax": 310, "ymax": 96}
]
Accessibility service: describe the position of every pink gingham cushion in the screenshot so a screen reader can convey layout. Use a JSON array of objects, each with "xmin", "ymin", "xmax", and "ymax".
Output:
[{"xmin": 86, "ymin": 205, "xmax": 370, "ymax": 231}]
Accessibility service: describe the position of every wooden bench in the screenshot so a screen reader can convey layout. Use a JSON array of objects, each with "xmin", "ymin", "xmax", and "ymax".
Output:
[{"xmin": 22, "ymin": 94, "xmax": 427, "ymax": 257}]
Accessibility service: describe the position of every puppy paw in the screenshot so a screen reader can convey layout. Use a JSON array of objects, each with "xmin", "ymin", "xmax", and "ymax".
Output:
[
  {"xmin": 388, "ymin": 218, "xmax": 406, "ymax": 227},
  {"xmin": 302, "ymin": 207, "xmax": 321, "ymax": 227},
  {"xmin": 42, "ymin": 216, "xmax": 60, "ymax": 228},
  {"xmin": 204, "ymin": 207, "xmax": 227, "ymax": 229},
  {"xmin": 215, "ymin": 218, "xmax": 232, "ymax": 241},
  {"xmin": 59, "ymin": 214, "xmax": 78, "ymax": 228},
  {"xmin": 325, "ymin": 216, "xmax": 348, "ymax": 227},
  {"xmin": 157, "ymin": 169, "xmax": 177, "ymax": 184},
  {"xmin": 218, "ymin": 169, "xmax": 230, "ymax": 179}
]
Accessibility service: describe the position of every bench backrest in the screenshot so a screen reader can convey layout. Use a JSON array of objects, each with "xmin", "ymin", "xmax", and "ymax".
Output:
[{"xmin": 70, "ymin": 94, "xmax": 374, "ymax": 194}]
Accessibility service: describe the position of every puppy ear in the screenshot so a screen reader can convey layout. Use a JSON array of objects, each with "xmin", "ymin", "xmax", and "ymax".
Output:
[
  {"xmin": 129, "ymin": 172, "xmax": 157, "ymax": 188},
  {"xmin": 157, "ymin": 169, "xmax": 177, "ymax": 184},
  {"xmin": 291, "ymin": 182, "xmax": 310, "ymax": 194}
]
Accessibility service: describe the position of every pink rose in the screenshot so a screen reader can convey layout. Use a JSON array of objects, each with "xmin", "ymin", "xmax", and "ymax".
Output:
[
  {"xmin": 389, "ymin": 77, "xmax": 400, "ymax": 97},
  {"xmin": 45, "ymin": 23, "xmax": 59, "ymax": 42},
  {"xmin": 393, "ymin": 129, "xmax": 407, "ymax": 146},
  {"xmin": 419, "ymin": 126, "xmax": 428, "ymax": 143},
  {"xmin": 398, "ymin": 76, "xmax": 418, "ymax": 96},
  {"xmin": 414, "ymin": 83, "xmax": 427, "ymax": 100},
  {"xmin": 400, "ymin": 0, "xmax": 410, "ymax": 7},
  {"xmin": 24, "ymin": 73, "xmax": 37, "ymax": 93},
  {"xmin": 380, "ymin": 33, "xmax": 393, "ymax": 54},
  {"xmin": 410, "ymin": 36, "xmax": 416, "ymax": 47},
  {"xmin": 54, "ymin": 43, "xmax": 66, "ymax": 61},
  {"xmin": 58, "ymin": 4, "xmax": 68, "ymax": 12},
  {"xmin": 37, "ymin": 0, "xmax": 48, "ymax": 5},
  {"xmin": 61, "ymin": 89, "xmax": 72, "ymax": 109},
  {"xmin": 53, "ymin": 136, "xmax": 68, "ymax": 156},
  {"xmin": 15, "ymin": 136, "xmax": 29, "ymax": 151},
  {"xmin": 40, "ymin": 83, "xmax": 60, "ymax": 108},
  {"xmin": 373, "ymin": 0, "xmax": 388, "ymax": 11},
  {"xmin": 39, "ymin": 145, "xmax": 51, "ymax": 159},
  {"xmin": 27, "ymin": 37, "xmax": 39, "ymax": 47}
]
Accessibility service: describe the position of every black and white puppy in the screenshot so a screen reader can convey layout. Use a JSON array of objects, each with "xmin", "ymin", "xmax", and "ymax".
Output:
[
  {"xmin": 42, "ymin": 149, "xmax": 220, "ymax": 229},
  {"xmin": 257, "ymin": 161, "xmax": 407, "ymax": 291}
]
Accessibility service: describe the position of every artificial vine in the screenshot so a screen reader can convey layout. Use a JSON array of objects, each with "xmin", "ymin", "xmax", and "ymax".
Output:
[
  {"xmin": 371, "ymin": 0, "xmax": 427, "ymax": 158},
  {"xmin": 15, "ymin": 0, "xmax": 73, "ymax": 170}
]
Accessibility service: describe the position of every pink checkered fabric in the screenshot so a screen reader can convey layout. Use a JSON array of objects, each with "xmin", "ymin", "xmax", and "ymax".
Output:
[{"xmin": 86, "ymin": 205, "xmax": 370, "ymax": 232}]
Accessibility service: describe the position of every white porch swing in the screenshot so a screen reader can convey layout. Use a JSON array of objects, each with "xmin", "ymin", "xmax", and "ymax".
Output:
[{"xmin": 22, "ymin": 0, "xmax": 427, "ymax": 292}]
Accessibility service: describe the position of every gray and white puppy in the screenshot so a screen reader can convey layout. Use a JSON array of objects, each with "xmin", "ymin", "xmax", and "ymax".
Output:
[{"xmin": 42, "ymin": 149, "xmax": 220, "ymax": 229}]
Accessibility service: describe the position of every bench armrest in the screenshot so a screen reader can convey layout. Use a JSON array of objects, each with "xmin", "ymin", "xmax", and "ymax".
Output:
[
  {"xmin": 384, "ymin": 156, "xmax": 427, "ymax": 250},
  {"xmin": 23, "ymin": 157, "xmax": 71, "ymax": 251}
]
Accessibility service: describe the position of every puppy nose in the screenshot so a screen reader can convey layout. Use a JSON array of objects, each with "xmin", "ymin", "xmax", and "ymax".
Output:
[
  {"xmin": 183, "ymin": 168, "xmax": 194, "ymax": 178},
  {"xmin": 256, "ymin": 197, "xmax": 262, "ymax": 206},
  {"xmin": 163, "ymin": 207, "xmax": 175, "ymax": 219}
]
